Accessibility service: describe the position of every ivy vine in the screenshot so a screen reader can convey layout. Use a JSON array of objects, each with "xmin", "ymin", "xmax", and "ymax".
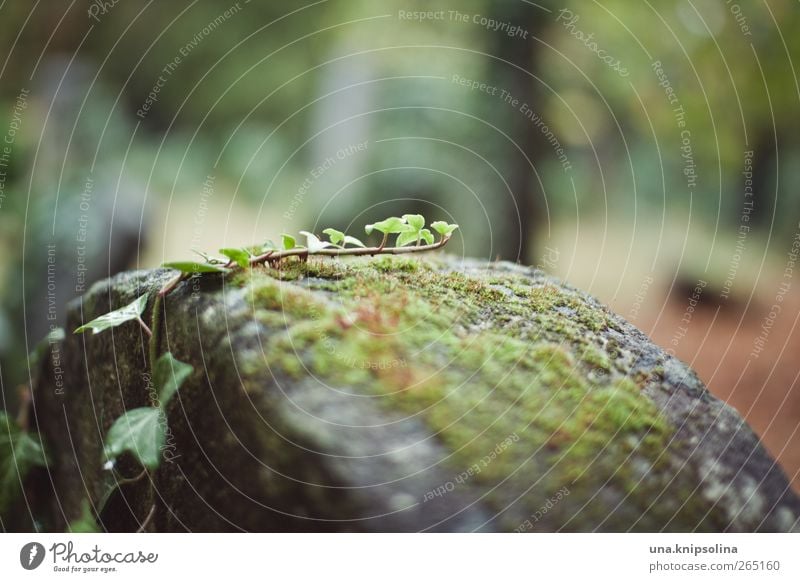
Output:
[{"xmin": 61, "ymin": 214, "xmax": 458, "ymax": 531}]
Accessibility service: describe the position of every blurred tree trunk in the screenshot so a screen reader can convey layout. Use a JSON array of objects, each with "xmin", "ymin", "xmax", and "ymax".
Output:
[{"xmin": 485, "ymin": 1, "xmax": 552, "ymax": 264}]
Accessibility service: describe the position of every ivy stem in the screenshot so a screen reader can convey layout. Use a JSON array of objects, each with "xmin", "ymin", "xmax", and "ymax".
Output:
[
  {"xmin": 115, "ymin": 468, "xmax": 148, "ymax": 488},
  {"xmin": 249, "ymin": 249, "xmax": 274, "ymax": 265},
  {"xmin": 158, "ymin": 272, "xmax": 185, "ymax": 297},
  {"xmin": 148, "ymin": 293, "xmax": 163, "ymax": 372},
  {"xmin": 160, "ymin": 235, "xmax": 453, "ymax": 297},
  {"xmin": 135, "ymin": 316, "xmax": 152, "ymax": 338},
  {"xmin": 250, "ymin": 235, "xmax": 451, "ymax": 266},
  {"xmin": 378, "ymin": 232, "xmax": 389, "ymax": 252}
]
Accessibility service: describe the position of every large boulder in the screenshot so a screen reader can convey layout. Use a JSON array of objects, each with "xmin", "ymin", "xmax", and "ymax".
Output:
[{"xmin": 22, "ymin": 255, "xmax": 800, "ymax": 531}]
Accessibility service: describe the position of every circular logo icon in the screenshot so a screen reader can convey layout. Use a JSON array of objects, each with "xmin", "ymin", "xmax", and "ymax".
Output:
[{"xmin": 19, "ymin": 542, "xmax": 45, "ymax": 570}]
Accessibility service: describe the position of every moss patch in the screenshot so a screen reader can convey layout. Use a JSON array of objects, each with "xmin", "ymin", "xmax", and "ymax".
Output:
[{"xmin": 237, "ymin": 255, "xmax": 702, "ymax": 524}]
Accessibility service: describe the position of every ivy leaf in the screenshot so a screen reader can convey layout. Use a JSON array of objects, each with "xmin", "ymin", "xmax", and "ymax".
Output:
[
  {"xmin": 103, "ymin": 408, "xmax": 163, "ymax": 470},
  {"xmin": 343, "ymin": 235, "xmax": 366, "ymax": 248},
  {"xmin": 0, "ymin": 412, "xmax": 48, "ymax": 514},
  {"xmin": 219, "ymin": 248, "xmax": 251, "ymax": 268},
  {"xmin": 396, "ymin": 230, "xmax": 420, "ymax": 247},
  {"xmin": 281, "ymin": 234, "xmax": 296, "ymax": 250},
  {"xmin": 365, "ymin": 216, "xmax": 409, "ymax": 236},
  {"xmin": 396, "ymin": 215, "xmax": 431, "ymax": 247},
  {"xmin": 322, "ymin": 228, "xmax": 345, "ymax": 246},
  {"xmin": 431, "ymin": 221, "xmax": 459, "ymax": 238},
  {"xmin": 299, "ymin": 231, "xmax": 334, "ymax": 253},
  {"xmin": 103, "ymin": 353, "xmax": 191, "ymax": 470},
  {"xmin": 419, "ymin": 228, "xmax": 434, "ymax": 245},
  {"xmin": 190, "ymin": 249, "xmax": 227, "ymax": 265},
  {"xmin": 152, "ymin": 352, "xmax": 192, "ymax": 408},
  {"xmin": 402, "ymin": 214, "xmax": 425, "ymax": 230},
  {"xmin": 324, "ymin": 228, "xmax": 365, "ymax": 248},
  {"xmin": 161, "ymin": 261, "xmax": 230, "ymax": 274},
  {"xmin": 74, "ymin": 295, "xmax": 148, "ymax": 335}
]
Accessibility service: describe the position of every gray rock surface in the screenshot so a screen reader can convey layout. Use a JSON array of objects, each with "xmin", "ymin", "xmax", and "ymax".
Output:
[{"xmin": 20, "ymin": 255, "xmax": 800, "ymax": 532}]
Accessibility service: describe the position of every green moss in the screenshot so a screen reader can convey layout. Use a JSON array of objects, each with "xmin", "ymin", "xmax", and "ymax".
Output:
[
  {"xmin": 239, "ymin": 255, "xmax": 682, "ymax": 520},
  {"xmin": 580, "ymin": 345, "xmax": 612, "ymax": 373},
  {"xmin": 370, "ymin": 255, "xmax": 434, "ymax": 273},
  {"xmin": 245, "ymin": 274, "xmax": 324, "ymax": 319}
]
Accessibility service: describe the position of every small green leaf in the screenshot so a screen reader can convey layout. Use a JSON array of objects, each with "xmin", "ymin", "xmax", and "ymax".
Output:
[
  {"xmin": 262, "ymin": 240, "xmax": 277, "ymax": 251},
  {"xmin": 161, "ymin": 261, "xmax": 230, "ymax": 274},
  {"xmin": 324, "ymin": 228, "xmax": 365, "ymax": 248},
  {"xmin": 402, "ymin": 214, "xmax": 425, "ymax": 230},
  {"xmin": 396, "ymin": 230, "xmax": 420, "ymax": 247},
  {"xmin": 1, "ymin": 413, "xmax": 48, "ymax": 514},
  {"xmin": 220, "ymin": 248, "xmax": 250, "ymax": 268},
  {"xmin": 343, "ymin": 235, "xmax": 366, "ymax": 248},
  {"xmin": 191, "ymin": 250, "xmax": 228, "ymax": 265},
  {"xmin": 431, "ymin": 221, "xmax": 459, "ymax": 237},
  {"xmin": 67, "ymin": 499, "xmax": 100, "ymax": 533},
  {"xmin": 419, "ymin": 228, "xmax": 434, "ymax": 245},
  {"xmin": 282, "ymin": 234, "xmax": 296, "ymax": 250},
  {"xmin": 74, "ymin": 295, "xmax": 148, "ymax": 335},
  {"xmin": 365, "ymin": 216, "xmax": 409, "ymax": 235},
  {"xmin": 322, "ymin": 228, "xmax": 345, "ymax": 246},
  {"xmin": 102, "ymin": 353, "xmax": 191, "ymax": 470},
  {"xmin": 152, "ymin": 352, "xmax": 192, "ymax": 408},
  {"xmin": 300, "ymin": 231, "xmax": 334, "ymax": 253},
  {"xmin": 104, "ymin": 408, "xmax": 164, "ymax": 470}
]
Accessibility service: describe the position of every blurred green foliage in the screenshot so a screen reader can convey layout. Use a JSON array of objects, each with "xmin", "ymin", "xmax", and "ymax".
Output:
[{"xmin": 1, "ymin": 0, "xmax": 799, "ymax": 398}]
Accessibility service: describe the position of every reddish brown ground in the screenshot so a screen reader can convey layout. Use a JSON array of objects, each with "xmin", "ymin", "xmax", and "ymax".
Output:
[
  {"xmin": 638, "ymin": 291, "xmax": 800, "ymax": 494},
  {"xmin": 549, "ymin": 222, "xmax": 800, "ymax": 496}
]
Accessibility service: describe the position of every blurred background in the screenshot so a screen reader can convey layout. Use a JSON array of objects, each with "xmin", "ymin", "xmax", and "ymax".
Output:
[{"xmin": 0, "ymin": 0, "xmax": 798, "ymax": 490}]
